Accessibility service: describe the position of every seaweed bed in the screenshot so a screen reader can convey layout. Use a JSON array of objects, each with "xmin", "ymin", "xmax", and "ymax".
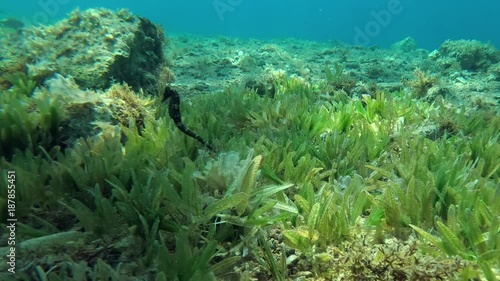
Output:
[{"xmin": 0, "ymin": 7, "xmax": 499, "ymax": 281}]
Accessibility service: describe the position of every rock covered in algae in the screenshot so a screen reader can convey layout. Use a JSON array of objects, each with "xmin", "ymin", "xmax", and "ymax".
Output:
[
  {"xmin": 434, "ymin": 39, "xmax": 500, "ymax": 72},
  {"xmin": 39, "ymin": 74, "xmax": 154, "ymax": 145},
  {"xmin": 0, "ymin": 8, "xmax": 164, "ymax": 92}
]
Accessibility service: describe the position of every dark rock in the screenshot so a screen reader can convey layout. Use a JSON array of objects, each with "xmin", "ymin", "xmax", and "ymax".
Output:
[{"xmin": 438, "ymin": 40, "xmax": 500, "ymax": 71}]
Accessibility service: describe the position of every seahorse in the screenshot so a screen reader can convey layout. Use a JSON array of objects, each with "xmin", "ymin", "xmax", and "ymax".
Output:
[{"xmin": 162, "ymin": 86, "xmax": 215, "ymax": 152}]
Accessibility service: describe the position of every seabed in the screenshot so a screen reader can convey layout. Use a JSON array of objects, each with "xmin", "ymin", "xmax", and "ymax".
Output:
[{"xmin": 0, "ymin": 7, "xmax": 499, "ymax": 281}]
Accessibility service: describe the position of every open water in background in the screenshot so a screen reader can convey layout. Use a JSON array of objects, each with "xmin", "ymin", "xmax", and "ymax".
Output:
[{"xmin": 1, "ymin": 0, "xmax": 499, "ymax": 50}]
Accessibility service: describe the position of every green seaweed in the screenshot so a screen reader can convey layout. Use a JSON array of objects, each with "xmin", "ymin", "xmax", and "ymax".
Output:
[
  {"xmin": 4, "ymin": 72, "xmax": 37, "ymax": 97},
  {"xmin": 2, "ymin": 73, "xmax": 499, "ymax": 280}
]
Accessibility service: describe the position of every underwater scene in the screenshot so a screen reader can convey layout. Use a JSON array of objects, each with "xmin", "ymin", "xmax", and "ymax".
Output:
[{"xmin": 0, "ymin": 1, "xmax": 499, "ymax": 281}]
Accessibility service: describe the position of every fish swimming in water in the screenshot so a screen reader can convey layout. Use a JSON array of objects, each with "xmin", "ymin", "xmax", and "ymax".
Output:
[
  {"xmin": 162, "ymin": 86, "xmax": 215, "ymax": 152},
  {"xmin": 0, "ymin": 18, "xmax": 24, "ymax": 29}
]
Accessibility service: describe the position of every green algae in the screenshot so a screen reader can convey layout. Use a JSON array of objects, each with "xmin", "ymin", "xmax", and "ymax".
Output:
[
  {"xmin": 1, "ymin": 72, "xmax": 498, "ymax": 280},
  {"xmin": 0, "ymin": 13, "xmax": 499, "ymax": 280}
]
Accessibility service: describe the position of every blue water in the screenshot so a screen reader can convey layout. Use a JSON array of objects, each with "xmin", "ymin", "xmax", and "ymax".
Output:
[{"xmin": 1, "ymin": 0, "xmax": 499, "ymax": 50}]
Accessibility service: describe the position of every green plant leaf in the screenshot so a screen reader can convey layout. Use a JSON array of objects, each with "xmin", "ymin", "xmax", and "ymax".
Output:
[
  {"xmin": 307, "ymin": 202, "xmax": 320, "ymax": 231},
  {"xmin": 283, "ymin": 229, "xmax": 310, "ymax": 254},
  {"xmin": 251, "ymin": 200, "xmax": 278, "ymax": 218},
  {"xmin": 436, "ymin": 220, "xmax": 468, "ymax": 257},
  {"xmin": 252, "ymin": 183, "xmax": 294, "ymax": 198},
  {"xmin": 210, "ymin": 256, "xmax": 242, "ymax": 276},
  {"xmin": 198, "ymin": 192, "xmax": 247, "ymax": 222},
  {"xmin": 293, "ymin": 194, "xmax": 311, "ymax": 215},
  {"xmin": 236, "ymin": 155, "xmax": 263, "ymax": 216},
  {"xmin": 260, "ymin": 232, "xmax": 284, "ymax": 281},
  {"xmin": 410, "ymin": 224, "xmax": 443, "ymax": 251}
]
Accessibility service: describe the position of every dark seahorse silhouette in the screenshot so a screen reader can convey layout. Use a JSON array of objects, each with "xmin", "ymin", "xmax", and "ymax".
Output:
[{"xmin": 162, "ymin": 86, "xmax": 215, "ymax": 152}]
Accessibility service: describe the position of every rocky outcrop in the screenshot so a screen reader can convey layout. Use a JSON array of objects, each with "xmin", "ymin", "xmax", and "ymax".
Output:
[
  {"xmin": 1, "ymin": 8, "xmax": 165, "ymax": 93},
  {"xmin": 433, "ymin": 40, "xmax": 500, "ymax": 72}
]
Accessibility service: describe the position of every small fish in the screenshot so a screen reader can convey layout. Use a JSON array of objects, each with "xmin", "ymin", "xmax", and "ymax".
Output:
[
  {"xmin": 0, "ymin": 18, "xmax": 24, "ymax": 29},
  {"xmin": 163, "ymin": 86, "xmax": 215, "ymax": 152}
]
